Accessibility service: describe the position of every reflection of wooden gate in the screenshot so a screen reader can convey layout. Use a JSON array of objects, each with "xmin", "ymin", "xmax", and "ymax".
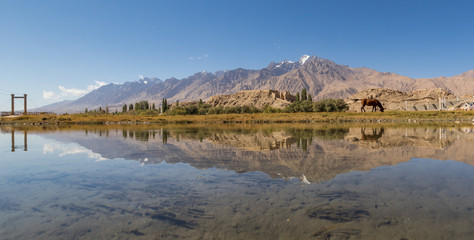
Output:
[{"xmin": 11, "ymin": 130, "xmax": 27, "ymax": 152}]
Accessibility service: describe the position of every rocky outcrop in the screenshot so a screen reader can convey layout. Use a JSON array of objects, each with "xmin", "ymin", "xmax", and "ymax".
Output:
[
  {"xmin": 206, "ymin": 90, "xmax": 295, "ymax": 109},
  {"xmin": 345, "ymin": 88, "xmax": 471, "ymax": 111}
]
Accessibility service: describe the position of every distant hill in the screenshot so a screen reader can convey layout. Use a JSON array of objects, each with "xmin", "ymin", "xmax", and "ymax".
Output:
[{"xmin": 36, "ymin": 55, "xmax": 474, "ymax": 113}]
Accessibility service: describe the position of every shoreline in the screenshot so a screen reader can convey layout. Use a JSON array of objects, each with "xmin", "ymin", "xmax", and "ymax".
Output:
[{"xmin": 1, "ymin": 111, "xmax": 474, "ymax": 126}]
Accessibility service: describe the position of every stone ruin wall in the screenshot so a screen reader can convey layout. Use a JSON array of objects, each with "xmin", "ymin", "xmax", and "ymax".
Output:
[{"xmin": 241, "ymin": 90, "xmax": 296, "ymax": 102}]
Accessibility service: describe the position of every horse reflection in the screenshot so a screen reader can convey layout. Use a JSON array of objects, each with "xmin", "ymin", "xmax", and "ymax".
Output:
[{"xmin": 361, "ymin": 128, "xmax": 385, "ymax": 141}]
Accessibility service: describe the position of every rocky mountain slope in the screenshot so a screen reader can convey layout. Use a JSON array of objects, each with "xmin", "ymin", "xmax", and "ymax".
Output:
[{"xmin": 37, "ymin": 55, "xmax": 474, "ymax": 113}]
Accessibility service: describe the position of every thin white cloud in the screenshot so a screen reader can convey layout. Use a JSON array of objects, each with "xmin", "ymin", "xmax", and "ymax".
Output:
[
  {"xmin": 43, "ymin": 81, "xmax": 108, "ymax": 102},
  {"xmin": 44, "ymin": 143, "xmax": 108, "ymax": 161},
  {"xmin": 138, "ymin": 74, "xmax": 144, "ymax": 80},
  {"xmin": 274, "ymin": 41, "xmax": 281, "ymax": 50},
  {"xmin": 87, "ymin": 81, "xmax": 107, "ymax": 91},
  {"xmin": 42, "ymin": 90, "xmax": 55, "ymax": 100},
  {"xmin": 189, "ymin": 54, "xmax": 209, "ymax": 61},
  {"xmin": 43, "ymin": 143, "xmax": 54, "ymax": 154},
  {"xmin": 58, "ymin": 85, "xmax": 87, "ymax": 97}
]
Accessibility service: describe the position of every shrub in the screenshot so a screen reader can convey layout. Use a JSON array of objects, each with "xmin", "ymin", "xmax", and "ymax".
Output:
[
  {"xmin": 284, "ymin": 100, "xmax": 313, "ymax": 113},
  {"xmin": 263, "ymin": 105, "xmax": 282, "ymax": 113},
  {"xmin": 285, "ymin": 98, "xmax": 348, "ymax": 113},
  {"xmin": 208, "ymin": 106, "xmax": 224, "ymax": 114},
  {"xmin": 312, "ymin": 99, "xmax": 348, "ymax": 112},
  {"xmin": 168, "ymin": 107, "xmax": 188, "ymax": 115}
]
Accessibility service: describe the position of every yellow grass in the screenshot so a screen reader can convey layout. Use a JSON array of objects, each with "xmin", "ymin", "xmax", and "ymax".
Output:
[{"xmin": 1, "ymin": 110, "xmax": 474, "ymax": 126}]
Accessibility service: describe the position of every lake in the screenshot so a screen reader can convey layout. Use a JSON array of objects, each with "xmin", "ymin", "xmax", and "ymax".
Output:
[{"xmin": 1, "ymin": 124, "xmax": 473, "ymax": 239}]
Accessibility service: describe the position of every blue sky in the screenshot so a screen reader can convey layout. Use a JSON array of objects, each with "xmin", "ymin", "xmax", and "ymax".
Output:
[{"xmin": 0, "ymin": 0, "xmax": 473, "ymax": 109}]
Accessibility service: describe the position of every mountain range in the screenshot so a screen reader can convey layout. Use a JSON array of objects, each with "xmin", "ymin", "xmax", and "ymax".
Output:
[{"xmin": 37, "ymin": 55, "xmax": 474, "ymax": 113}]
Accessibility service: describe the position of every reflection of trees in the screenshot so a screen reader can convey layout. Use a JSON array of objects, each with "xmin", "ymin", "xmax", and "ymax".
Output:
[
  {"xmin": 7, "ymin": 125, "xmax": 474, "ymax": 184},
  {"xmin": 162, "ymin": 130, "xmax": 168, "ymax": 143},
  {"xmin": 313, "ymin": 129, "xmax": 350, "ymax": 140},
  {"xmin": 115, "ymin": 127, "xmax": 351, "ymax": 151},
  {"xmin": 113, "ymin": 126, "xmax": 474, "ymax": 183},
  {"xmin": 134, "ymin": 131, "xmax": 151, "ymax": 142},
  {"xmin": 286, "ymin": 128, "xmax": 350, "ymax": 151}
]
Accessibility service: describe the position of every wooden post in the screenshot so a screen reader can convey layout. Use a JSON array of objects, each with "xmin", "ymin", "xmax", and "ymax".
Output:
[
  {"xmin": 24, "ymin": 94, "xmax": 27, "ymax": 115},
  {"xmin": 11, "ymin": 94, "xmax": 14, "ymax": 115}
]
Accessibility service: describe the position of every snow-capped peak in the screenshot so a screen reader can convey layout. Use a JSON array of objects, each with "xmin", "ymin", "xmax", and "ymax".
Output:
[
  {"xmin": 275, "ymin": 60, "xmax": 294, "ymax": 68},
  {"xmin": 135, "ymin": 77, "xmax": 162, "ymax": 85},
  {"xmin": 298, "ymin": 55, "xmax": 310, "ymax": 65}
]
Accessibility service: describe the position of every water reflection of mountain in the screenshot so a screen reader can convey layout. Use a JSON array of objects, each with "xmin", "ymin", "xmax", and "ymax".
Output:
[{"xmin": 11, "ymin": 126, "xmax": 474, "ymax": 183}]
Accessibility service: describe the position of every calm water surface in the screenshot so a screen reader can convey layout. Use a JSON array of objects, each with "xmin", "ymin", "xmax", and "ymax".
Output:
[{"xmin": 1, "ymin": 125, "xmax": 473, "ymax": 239}]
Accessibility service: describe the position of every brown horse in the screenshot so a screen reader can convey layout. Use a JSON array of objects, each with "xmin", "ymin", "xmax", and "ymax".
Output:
[{"xmin": 361, "ymin": 99, "xmax": 384, "ymax": 112}]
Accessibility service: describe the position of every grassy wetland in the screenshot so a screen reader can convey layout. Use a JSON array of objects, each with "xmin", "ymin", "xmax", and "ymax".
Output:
[{"xmin": 1, "ymin": 110, "xmax": 474, "ymax": 125}]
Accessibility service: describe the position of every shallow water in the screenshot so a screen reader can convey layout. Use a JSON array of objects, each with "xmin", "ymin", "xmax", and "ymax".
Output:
[{"xmin": 1, "ymin": 125, "xmax": 473, "ymax": 239}]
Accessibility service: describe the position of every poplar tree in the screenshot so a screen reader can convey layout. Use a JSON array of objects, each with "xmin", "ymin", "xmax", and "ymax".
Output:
[
  {"xmin": 301, "ymin": 88, "xmax": 307, "ymax": 101},
  {"xmin": 162, "ymin": 99, "xmax": 168, "ymax": 112}
]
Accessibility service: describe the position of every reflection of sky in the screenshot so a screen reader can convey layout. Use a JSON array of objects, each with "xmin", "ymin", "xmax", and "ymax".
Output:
[{"xmin": 43, "ymin": 143, "xmax": 108, "ymax": 161}]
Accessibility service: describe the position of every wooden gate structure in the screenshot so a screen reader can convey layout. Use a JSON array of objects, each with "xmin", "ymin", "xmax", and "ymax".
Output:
[{"xmin": 11, "ymin": 94, "xmax": 27, "ymax": 115}]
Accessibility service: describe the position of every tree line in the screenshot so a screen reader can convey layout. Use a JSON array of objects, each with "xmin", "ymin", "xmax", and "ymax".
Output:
[
  {"xmin": 161, "ymin": 88, "xmax": 347, "ymax": 115},
  {"xmin": 85, "ymin": 88, "xmax": 348, "ymax": 115},
  {"xmin": 284, "ymin": 88, "xmax": 348, "ymax": 113}
]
